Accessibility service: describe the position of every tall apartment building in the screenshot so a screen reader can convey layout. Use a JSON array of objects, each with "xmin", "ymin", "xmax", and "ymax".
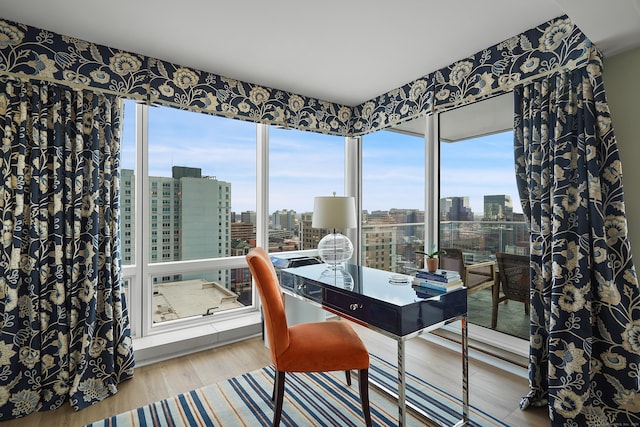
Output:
[
  {"xmin": 441, "ymin": 196, "xmax": 474, "ymax": 221},
  {"xmin": 363, "ymin": 212, "xmax": 397, "ymax": 272},
  {"xmin": 362, "ymin": 227, "xmax": 396, "ymax": 272},
  {"xmin": 271, "ymin": 209, "xmax": 296, "ymax": 231},
  {"xmin": 119, "ymin": 166, "xmax": 231, "ymax": 284},
  {"xmin": 300, "ymin": 212, "xmax": 318, "ymax": 250},
  {"xmin": 120, "ymin": 169, "xmax": 135, "ymax": 265},
  {"xmin": 484, "ymin": 194, "xmax": 514, "ymax": 221}
]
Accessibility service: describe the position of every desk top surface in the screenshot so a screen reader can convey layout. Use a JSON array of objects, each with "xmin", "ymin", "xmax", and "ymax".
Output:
[
  {"xmin": 282, "ymin": 263, "xmax": 449, "ymax": 306},
  {"xmin": 281, "ymin": 263, "xmax": 467, "ymax": 336}
]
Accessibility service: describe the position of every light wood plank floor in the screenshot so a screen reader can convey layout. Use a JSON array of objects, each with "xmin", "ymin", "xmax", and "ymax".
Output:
[{"xmin": 1, "ymin": 325, "xmax": 549, "ymax": 426}]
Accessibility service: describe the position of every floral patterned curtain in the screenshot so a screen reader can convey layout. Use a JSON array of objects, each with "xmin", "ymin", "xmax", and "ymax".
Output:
[
  {"xmin": 513, "ymin": 52, "xmax": 640, "ymax": 425},
  {"xmin": 0, "ymin": 77, "xmax": 134, "ymax": 420},
  {"xmin": 0, "ymin": 15, "xmax": 591, "ymax": 137}
]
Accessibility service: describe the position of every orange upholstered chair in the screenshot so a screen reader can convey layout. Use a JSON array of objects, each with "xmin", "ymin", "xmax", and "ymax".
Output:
[{"xmin": 246, "ymin": 247, "xmax": 371, "ymax": 427}]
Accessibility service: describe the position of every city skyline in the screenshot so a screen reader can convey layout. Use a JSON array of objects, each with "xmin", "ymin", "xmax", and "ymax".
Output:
[{"xmin": 121, "ymin": 100, "xmax": 522, "ymax": 215}]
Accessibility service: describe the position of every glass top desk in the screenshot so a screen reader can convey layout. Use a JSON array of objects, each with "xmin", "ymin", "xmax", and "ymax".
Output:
[{"xmin": 281, "ymin": 263, "xmax": 469, "ymax": 427}]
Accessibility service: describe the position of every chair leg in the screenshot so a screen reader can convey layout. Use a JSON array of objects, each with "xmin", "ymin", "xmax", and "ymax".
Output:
[
  {"xmin": 345, "ymin": 370, "xmax": 351, "ymax": 386},
  {"xmin": 491, "ymin": 283, "xmax": 500, "ymax": 329},
  {"xmin": 273, "ymin": 370, "xmax": 286, "ymax": 427},
  {"xmin": 358, "ymin": 368, "xmax": 372, "ymax": 427}
]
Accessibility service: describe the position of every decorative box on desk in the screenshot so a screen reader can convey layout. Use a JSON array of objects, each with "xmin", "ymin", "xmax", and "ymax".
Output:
[{"xmin": 280, "ymin": 263, "xmax": 467, "ymax": 338}]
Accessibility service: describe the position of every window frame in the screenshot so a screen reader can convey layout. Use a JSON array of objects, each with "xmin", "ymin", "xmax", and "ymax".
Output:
[
  {"xmin": 123, "ymin": 103, "xmax": 261, "ymax": 339},
  {"xmin": 435, "ymin": 102, "xmax": 529, "ymax": 356},
  {"xmin": 123, "ymin": 99, "xmax": 527, "ymax": 359}
]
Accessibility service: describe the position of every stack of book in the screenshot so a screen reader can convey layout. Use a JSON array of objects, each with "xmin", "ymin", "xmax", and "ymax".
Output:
[{"xmin": 413, "ymin": 268, "xmax": 463, "ymax": 292}]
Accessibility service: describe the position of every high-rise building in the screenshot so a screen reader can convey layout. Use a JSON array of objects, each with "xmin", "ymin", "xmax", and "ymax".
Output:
[
  {"xmin": 441, "ymin": 197, "xmax": 474, "ymax": 221},
  {"xmin": 363, "ymin": 212, "xmax": 397, "ymax": 271},
  {"xmin": 120, "ymin": 166, "xmax": 231, "ymax": 284},
  {"xmin": 300, "ymin": 212, "xmax": 318, "ymax": 250},
  {"xmin": 362, "ymin": 228, "xmax": 396, "ymax": 272},
  {"xmin": 484, "ymin": 194, "xmax": 513, "ymax": 221},
  {"xmin": 120, "ymin": 168, "xmax": 135, "ymax": 265},
  {"xmin": 271, "ymin": 209, "xmax": 296, "ymax": 231}
]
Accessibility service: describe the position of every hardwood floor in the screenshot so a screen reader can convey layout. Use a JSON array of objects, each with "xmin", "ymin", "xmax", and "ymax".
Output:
[
  {"xmin": 1, "ymin": 326, "xmax": 549, "ymax": 426},
  {"xmin": 351, "ymin": 324, "xmax": 549, "ymax": 426}
]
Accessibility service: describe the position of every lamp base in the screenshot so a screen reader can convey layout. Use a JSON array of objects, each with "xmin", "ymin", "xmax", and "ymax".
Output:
[{"xmin": 317, "ymin": 232, "xmax": 353, "ymax": 267}]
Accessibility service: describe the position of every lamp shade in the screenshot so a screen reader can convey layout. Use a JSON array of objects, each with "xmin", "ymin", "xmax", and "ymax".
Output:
[{"xmin": 312, "ymin": 196, "xmax": 357, "ymax": 230}]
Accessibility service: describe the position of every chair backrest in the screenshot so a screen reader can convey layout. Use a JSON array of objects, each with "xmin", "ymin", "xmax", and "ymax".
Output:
[
  {"xmin": 439, "ymin": 248, "xmax": 465, "ymax": 275},
  {"xmin": 246, "ymin": 247, "xmax": 290, "ymax": 364},
  {"xmin": 495, "ymin": 252, "xmax": 530, "ymax": 302},
  {"xmin": 440, "ymin": 248, "xmax": 495, "ymax": 290}
]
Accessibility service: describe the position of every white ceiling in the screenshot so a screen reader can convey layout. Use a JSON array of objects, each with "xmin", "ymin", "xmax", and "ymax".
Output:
[{"xmin": 1, "ymin": 0, "xmax": 639, "ymax": 107}]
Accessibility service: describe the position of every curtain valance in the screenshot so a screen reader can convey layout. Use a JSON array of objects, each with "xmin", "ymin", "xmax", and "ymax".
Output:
[{"xmin": 0, "ymin": 15, "xmax": 595, "ymax": 136}]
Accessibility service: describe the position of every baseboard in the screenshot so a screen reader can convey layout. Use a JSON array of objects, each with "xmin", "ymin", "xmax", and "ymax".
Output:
[
  {"xmin": 423, "ymin": 328, "xmax": 529, "ymax": 379},
  {"xmin": 133, "ymin": 313, "xmax": 262, "ymax": 367}
]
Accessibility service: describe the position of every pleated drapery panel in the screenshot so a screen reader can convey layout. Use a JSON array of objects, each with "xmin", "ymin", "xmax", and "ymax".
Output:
[
  {"xmin": 0, "ymin": 77, "xmax": 134, "ymax": 420},
  {"xmin": 513, "ymin": 53, "xmax": 640, "ymax": 425}
]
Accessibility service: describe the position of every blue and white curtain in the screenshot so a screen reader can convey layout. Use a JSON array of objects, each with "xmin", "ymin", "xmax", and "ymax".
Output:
[
  {"xmin": 0, "ymin": 77, "xmax": 134, "ymax": 419},
  {"xmin": 514, "ymin": 52, "xmax": 640, "ymax": 425}
]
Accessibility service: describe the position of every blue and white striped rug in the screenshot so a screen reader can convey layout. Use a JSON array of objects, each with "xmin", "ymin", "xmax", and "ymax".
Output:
[{"xmin": 85, "ymin": 354, "xmax": 507, "ymax": 426}]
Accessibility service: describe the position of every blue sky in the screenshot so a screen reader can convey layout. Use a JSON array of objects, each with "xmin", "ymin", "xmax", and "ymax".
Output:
[{"xmin": 121, "ymin": 100, "xmax": 521, "ymax": 215}]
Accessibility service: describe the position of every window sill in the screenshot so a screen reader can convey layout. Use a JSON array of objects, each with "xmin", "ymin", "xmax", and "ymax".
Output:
[{"xmin": 133, "ymin": 312, "xmax": 263, "ymax": 367}]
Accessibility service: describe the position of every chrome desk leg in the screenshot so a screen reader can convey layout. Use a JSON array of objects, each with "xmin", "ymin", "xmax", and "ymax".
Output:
[
  {"xmin": 398, "ymin": 337, "xmax": 406, "ymax": 426},
  {"xmin": 454, "ymin": 315, "xmax": 470, "ymax": 427},
  {"xmin": 462, "ymin": 315, "xmax": 469, "ymax": 424}
]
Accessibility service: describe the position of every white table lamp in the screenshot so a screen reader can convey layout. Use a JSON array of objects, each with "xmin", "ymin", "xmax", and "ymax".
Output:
[{"xmin": 312, "ymin": 194, "xmax": 357, "ymax": 268}]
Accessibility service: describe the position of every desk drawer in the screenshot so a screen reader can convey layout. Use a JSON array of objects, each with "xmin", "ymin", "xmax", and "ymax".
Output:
[
  {"xmin": 280, "ymin": 272, "xmax": 323, "ymax": 303},
  {"xmin": 324, "ymin": 288, "xmax": 400, "ymax": 334}
]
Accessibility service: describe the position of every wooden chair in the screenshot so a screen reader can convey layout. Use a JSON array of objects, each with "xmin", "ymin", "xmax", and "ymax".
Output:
[
  {"xmin": 246, "ymin": 247, "xmax": 372, "ymax": 427},
  {"xmin": 440, "ymin": 248, "xmax": 498, "ymax": 322},
  {"xmin": 494, "ymin": 252, "xmax": 531, "ymax": 329}
]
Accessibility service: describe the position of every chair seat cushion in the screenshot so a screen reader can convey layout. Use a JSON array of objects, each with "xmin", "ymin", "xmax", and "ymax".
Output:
[{"xmin": 276, "ymin": 321, "xmax": 369, "ymax": 372}]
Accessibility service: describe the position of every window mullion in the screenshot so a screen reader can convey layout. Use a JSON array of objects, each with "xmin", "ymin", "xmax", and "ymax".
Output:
[
  {"xmin": 425, "ymin": 113, "xmax": 439, "ymax": 250},
  {"xmin": 137, "ymin": 103, "xmax": 152, "ymax": 337},
  {"xmin": 256, "ymin": 124, "xmax": 269, "ymax": 249}
]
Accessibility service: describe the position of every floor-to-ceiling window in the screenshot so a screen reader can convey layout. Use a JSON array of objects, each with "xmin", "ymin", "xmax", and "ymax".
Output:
[
  {"xmin": 361, "ymin": 130, "xmax": 425, "ymax": 273},
  {"xmin": 120, "ymin": 94, "xmax": 528, "ymax": 355},
  {"xmin": 120, "ymin": 102, "xmax": 347, "ymax": 343},
  {"xmin": 378, "ymin": 94, "xmax": 530, "ymax": 349},
  {"xmin": 438, "ymin": 94, "xmax": 530, "ymax": 343},
  {"xmin": 269, "ymin": 127, "xmax": 345, "ymax": 254},
  {"xmin": 121, "ymin": 101, "xmax": 258, "ymax": 337}
]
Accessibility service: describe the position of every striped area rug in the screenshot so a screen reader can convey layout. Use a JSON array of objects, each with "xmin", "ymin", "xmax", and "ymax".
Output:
[{"xmin": 85, "ymin": 354, "xmax": 507, "ymax": 426}]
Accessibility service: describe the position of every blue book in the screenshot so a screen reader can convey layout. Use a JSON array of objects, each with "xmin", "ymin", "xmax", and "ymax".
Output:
[
  {"xmin": 415, "ymin": 269, "xmax": 461, "ymax": 282},
  {"xmin": 415, "ymin": 279, "xmax": 464, "ymax": 292}
]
